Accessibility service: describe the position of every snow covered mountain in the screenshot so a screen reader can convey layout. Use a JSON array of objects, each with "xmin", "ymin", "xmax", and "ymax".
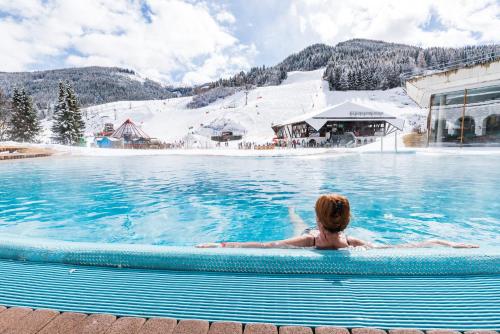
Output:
[
  {"xmin": 2, "ymin": 39, "xmax": 496, "ymax": 115},
  {"xmin": 0, "ymin": 67, "xmax": 191, "ymax": 109},
  {"xmin": 210, "ymin": 39, "xmax": 498, "ymax": 92},
  {"xmin": 79, "ymin": 69, "xmax": 425, "ymax": 145}
]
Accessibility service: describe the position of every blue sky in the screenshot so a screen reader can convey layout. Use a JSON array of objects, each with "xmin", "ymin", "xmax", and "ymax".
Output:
[{"xmin": 0, "ymin": 0, "xmax": 498, "ymax": 85}]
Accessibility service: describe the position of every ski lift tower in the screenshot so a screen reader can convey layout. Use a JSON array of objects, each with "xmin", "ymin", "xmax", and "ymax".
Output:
[{"xmin": 244, "ymin": 84, "xmax": 251, "ymax": 106}]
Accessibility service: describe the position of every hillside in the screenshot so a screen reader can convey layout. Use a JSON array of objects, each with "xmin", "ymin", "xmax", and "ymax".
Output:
[
  {"xmin": 1, "ymin": 39, "xmax": 497, "ymax": 115},
  {"xmin": 324, "ymin": 39, "xmax": 499, "ymax": 90},
  {"xmin": 76, "ymin": 68, "xmax": 424, "ymax": 145},
  {"xmin": 0, "ymin": 67, "xmax": 191, "ymax": 110},
  {"xmin": 214, "ymin": 39, "xmax": 498, "ymax": 92},
  {"xmin": 0, "ymin": 39, "xmax": 500, "ymax": 113}
]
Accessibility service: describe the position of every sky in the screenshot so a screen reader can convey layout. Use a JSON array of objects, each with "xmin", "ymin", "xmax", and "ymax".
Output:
[{"xmin": 0, "ymin": 0, "xmax": 499, "ymax": 85}]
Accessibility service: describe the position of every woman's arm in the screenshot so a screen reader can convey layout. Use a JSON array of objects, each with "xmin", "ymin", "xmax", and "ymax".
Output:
[
  {"xmin": 372, "ymin": 239, "xmax": 479, "ymax": 249},
  {"xmin": 346, "ymin": 236, "xmax": 374, "ymax": 248},
  {"xmin": 197, "ymin": 235, "xmax": 315, "ymax": 248},
  {"xmin": 396, "ymin": 239, "xmax": 479, "ymax": 248}
]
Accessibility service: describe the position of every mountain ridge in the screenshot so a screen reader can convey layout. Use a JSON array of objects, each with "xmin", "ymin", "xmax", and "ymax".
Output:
[
  {"xmin": 0, "ymin": 66, "xmax": 192, "ymax": 110},
  {"xmin": 0, "ymin": 39, "xmax": 497, "ymax": 111}
]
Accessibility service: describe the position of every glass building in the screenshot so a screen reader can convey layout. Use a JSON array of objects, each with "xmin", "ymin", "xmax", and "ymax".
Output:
[{"xmin": 428, "ymin": 84, "xmax": 500, "ymax": 145}]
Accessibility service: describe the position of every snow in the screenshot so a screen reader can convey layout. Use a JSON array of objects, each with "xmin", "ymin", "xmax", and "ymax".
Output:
[
  {"xmin": 4, "ymin": 140, "xmax": 500, "ymax": 159},
  {"xmin": 38, "ymin": 68, "xmax": 427, "ymax": 145},
  {"xmin": 4, "ymin": 142, "xmax": 339, "ymax": 157}
]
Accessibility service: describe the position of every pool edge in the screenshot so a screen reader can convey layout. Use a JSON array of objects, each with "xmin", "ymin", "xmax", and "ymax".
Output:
[{"xmin": 0, "ymin": 235, "xmax": 498, "ymax": 275}]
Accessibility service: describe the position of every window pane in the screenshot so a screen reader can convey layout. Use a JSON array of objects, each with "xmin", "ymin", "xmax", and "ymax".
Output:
[{"xmin": 429, "ymin": 84, "xmax": 500, "ymax": 145}]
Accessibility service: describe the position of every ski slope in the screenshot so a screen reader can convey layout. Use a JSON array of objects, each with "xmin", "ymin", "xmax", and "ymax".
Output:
[{"xmin": 80, "ymin": 69, "xmax": 425, "ymax": 144}]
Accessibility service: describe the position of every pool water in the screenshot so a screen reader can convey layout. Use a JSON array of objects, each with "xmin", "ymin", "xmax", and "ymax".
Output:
[{"xmin": 0, "ymin": 153, "xmax": 499, "ymax": 247}]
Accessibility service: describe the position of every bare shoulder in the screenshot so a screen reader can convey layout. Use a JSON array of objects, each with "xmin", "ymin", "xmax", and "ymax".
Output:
[
  {"xmin": 277, "ymin": 234, "xmax": 315, "ymax": 248},
  {"xmin": 347, "ymin": 236, "xmax": 373, "ymax": 248},
  {"xmin": 305, "ymin": 229, "xmax": 320, "ymax": 237}
]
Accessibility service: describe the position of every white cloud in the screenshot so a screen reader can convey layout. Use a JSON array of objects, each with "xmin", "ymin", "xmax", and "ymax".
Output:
[
  {"xmin": 0, "ymin": 0, "xmax": 250, "ymax": 84},
  {"xmin": 288, "ymin": 0, "xmax": 500, "ymax": 47},
  {"xmin": 0, "ymin": 0, "xmax": 498, "ymax": 84},
  {"xmin": 182, "ymin": 43, "xmax": 257, "ymax": 85},
  {"xmin": 216, "ymin": 10, "xmax": 236, "ymax": 24}
]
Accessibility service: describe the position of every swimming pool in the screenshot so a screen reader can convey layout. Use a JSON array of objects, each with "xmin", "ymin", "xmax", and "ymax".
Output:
[
  {"xmin": 0, "ymin": 152, "xmax": 499, "ymax": 247},
  {"xmin": 0, "ymin": 152, "xmax": 499, "ymax": 329}
]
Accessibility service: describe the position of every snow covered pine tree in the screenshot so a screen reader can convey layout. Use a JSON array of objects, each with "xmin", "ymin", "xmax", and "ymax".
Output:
[
  {"xmin": 7, "ymin": 88, "xmax": 41, "ymax": 142},
  {"xmin": 65, "ymin": 83, "xmax": 85, "ymax": 145},
  {"xmin": 51, "ymin": 82, "xmax": 71, "ymax": 144},
  {"xmin": 51, "ymin": 81, "xmax": 85, "ymax": 145}
]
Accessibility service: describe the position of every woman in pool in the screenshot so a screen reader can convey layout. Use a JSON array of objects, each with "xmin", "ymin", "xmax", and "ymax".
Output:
[{"xmin": 198, "ymin": 194, "xmax": 478, "ymax": 249}]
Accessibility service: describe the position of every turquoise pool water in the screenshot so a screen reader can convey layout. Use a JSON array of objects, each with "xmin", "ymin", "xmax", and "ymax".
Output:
[{"xmin": 0, "ymin": 153, "xmax": 499, "ymax": 247}]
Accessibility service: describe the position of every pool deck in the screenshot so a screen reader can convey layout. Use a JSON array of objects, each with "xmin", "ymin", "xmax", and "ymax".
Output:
[
  {"xmin": 0, "ymin": 146, "xmax": 53, "ymax": 160},
  {"xmin": 0, "ymin": 305, "xmax": 498, "ymax": 334},
  {"xmin": 0, "ymin": 258, "xmax": 498, "ymax": 331}
]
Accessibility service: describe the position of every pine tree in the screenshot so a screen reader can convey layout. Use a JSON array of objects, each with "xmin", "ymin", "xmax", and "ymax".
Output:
[
  {"xmin": 347, "ymin": 71, "xmax": 354, "ymax": 90},
  {"xmin": 51, "ymin": 82, "xmax": 73, "ymax": 144},
  {"xmin": 333, "ymin": 67, "xmax": 342, "ymax": 90},
  {"xmin": 354, "ymin": 70, "xmax": 362, "ymax": 90},
  {"xmin": 360, "ymin": 68, "xmax": 371, "ymax": 90},
  {"xmin": 7, "ymin": 88, "xmax": 40, "ymax": 142},
  {"xmin": 23, "ymin": 90, "xmax": 41, "ymax": 141},
  {"xmin": 51, "ymin": 81, "xmax": 86, "ymax": 145},
  {"xmin": 416, "ymin": 51, "xmax": 427, "ymax": 68},
  {"xmin": 327, "ymin": 72, "xmax": 336, "ymax": 90},
  {"xmin": 65, "ymin": 83, "xmax": 85, "ymax": 144},
  {"xmin": 339, "ymin": 72, "xmax": 349, "ymax": 90},
  {"xmin": 368, "ymin": 68, "xmax": 376, "ymax": 89},
  {"xmin": 279, "ymin": 67, "xmax": 287, "ymax": 81}
]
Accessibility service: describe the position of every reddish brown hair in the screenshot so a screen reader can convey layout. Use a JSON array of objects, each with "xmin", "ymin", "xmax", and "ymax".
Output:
[{"xmin": 315, "ymin": 194, "xmax": 350, "ymax": 232}]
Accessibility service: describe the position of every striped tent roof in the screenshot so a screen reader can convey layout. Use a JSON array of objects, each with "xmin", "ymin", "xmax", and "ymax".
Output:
[{"xmin": 111, "ymin": 119, "xmax": 150, "ymax": 140}]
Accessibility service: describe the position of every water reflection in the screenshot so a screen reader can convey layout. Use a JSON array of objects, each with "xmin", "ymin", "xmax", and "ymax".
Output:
[{"xmin": 0, "ymin": 154, "xmax": 498, "ymax": 246}]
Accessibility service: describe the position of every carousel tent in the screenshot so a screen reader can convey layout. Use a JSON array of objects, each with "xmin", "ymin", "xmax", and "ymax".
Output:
[{"xmin": 111, "ymin": 119, "xmax": 150, "ymax": 141}]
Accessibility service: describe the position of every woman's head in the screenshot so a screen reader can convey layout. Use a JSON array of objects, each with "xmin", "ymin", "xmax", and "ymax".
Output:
[{"xmin": 315, "ymin": 194, "xmax": 350, "ymax": 233}]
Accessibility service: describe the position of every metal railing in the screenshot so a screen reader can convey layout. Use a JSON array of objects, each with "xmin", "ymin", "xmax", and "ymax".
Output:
[{"xmin": 400, "ymin": 48, "xmax": 500, "ymax": 86}]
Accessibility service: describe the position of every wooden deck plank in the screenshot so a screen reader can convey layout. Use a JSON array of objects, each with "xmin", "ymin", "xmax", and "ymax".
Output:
[
  {"xmin": 37, "ymin": 312, "xmax": 88, "ymax": 334},
  {"xmin": 71, "ymin": 313, "xmax": 116, "ymax": 334},
  {"xmin": 0, "ymin": 307, "xmax": 33, "ymax": 332},
  {"xmin": 0, "ymin": 153, "xmax": 52, "ymax": 160},
  {"xmin": 137, "ymin": 318, "xmax": 177, "ymax": 334},
  {"xmin": 1, "ymin": 309, "xmax": 59, "ymax": 334},
  {"xmin": 105, "ymin": 316, "xmax": 146, "ymax": 334}
]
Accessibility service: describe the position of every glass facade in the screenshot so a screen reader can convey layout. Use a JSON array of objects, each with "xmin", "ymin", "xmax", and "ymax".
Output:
[
  {"xmin": 275, "ymin": 121, "xmax": 387, "ymax": 140},
  {"xmin": 428, "ymin": 84, "xmax": 500, "ymax": 145}
]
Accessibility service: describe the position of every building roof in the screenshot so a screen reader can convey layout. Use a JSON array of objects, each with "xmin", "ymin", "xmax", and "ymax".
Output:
[
  {"xmin": 405, "ymin": 59, "xmax": 500, "ymax": 107},
  {"xmin": 273, "ymin": 101, "xmax": 404, "ymax": 131},
  {"xmin": 111, "ymin": 119, "xmax": 150, "ymax": 140}
]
